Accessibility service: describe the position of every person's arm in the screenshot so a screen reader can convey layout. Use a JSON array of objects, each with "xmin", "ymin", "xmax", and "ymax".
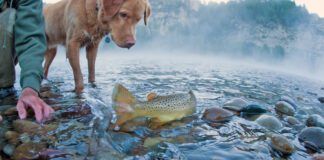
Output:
[
  {"xmin": 0, "ymin": 0, "xmax": 4, "ymax": 9},
  {"xmin": 15, "ymin": 0, "xmax": 46, "ymax": 91},
  {"xmin": 15, "ymin": 0, "xmax": 54, "ymax": 123}
]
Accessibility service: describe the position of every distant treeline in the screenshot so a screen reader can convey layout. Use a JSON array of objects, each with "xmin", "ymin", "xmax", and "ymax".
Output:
[{"xmin": 108, "ymin": 0, "xmax": 324, "ymax": 61}]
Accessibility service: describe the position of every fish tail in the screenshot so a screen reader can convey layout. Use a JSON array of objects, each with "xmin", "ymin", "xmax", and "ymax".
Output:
[{"xmin": 112, "ymin": 84, "xmax": 137, "ymax": 114}]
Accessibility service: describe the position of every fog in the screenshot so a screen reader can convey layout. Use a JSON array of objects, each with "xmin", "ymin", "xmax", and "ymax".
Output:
[{"xmin": 97, "ymin": 0, "xmax": 324, "ymax": 81}]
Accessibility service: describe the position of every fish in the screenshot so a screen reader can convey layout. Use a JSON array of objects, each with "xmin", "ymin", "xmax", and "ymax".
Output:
[{"xmin": 112, "ymin": 84, "xmax": 197, "ymax": 128}]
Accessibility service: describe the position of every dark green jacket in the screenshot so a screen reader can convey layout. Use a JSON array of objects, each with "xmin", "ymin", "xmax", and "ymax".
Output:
[{"xmin": 0, "ymin": 0, "xmax": 46, "ymax": 92}]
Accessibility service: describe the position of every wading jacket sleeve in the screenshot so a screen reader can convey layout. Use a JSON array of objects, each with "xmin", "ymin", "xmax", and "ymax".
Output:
[{"xmin": 1, "ymin": 0, "xmax": 47, "ymax": 92}]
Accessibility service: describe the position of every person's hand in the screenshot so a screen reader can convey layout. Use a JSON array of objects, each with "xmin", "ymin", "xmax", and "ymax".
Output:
[
  {"xmin": 17, "ymin": 88, "xmax": 54, "ymax": 123},
  {"xmin": 0, "ymin": 115, "xmax": 2, "ymax": 123}
]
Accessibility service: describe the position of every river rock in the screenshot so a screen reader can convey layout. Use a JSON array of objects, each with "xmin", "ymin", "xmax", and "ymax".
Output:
[
  {"xmin": 241, "ymin": 104, "xmax": 267, "ymax": 117},
  {"xmin": 5, "ymin": 131, "xmax": 19, "ymax": 145},
  {"xmin": 13, "ymin": 142, "xmax": 46, "ymax": 160},
  {"xmin": 3, "ymin": 144, "xmax": 15, "ymax": 156},
  {"xmin": 39, "ymin": 149, "xmax": 71, "ymax": 159},
  {"xmin": 275, "ymin": 101, "xmax": 295, "ymax": 116},
  {"xmin": 306, "ymin": 114, "xmax": 324, "ymax": 128},
  {"xmin": 298, "ymin": 127, "xmax": 324, "ymax": 149},
  {"xmin": 202, "ymin": 107, "xmax": 234, "ymax": 123},
  {"xmin": 144, "ymin": 137, "xmax": 165, "ymax": 148},
  {"xmin": 280, "ymin": 96, "xmax": 298, "ymax": 109},
  {"xmin": 13, "ymin": 120, "xmax": 57, "ymax": 136},
  {"xmin": 255, "ymin": 115, "xmax": 283, "ymax": 131},
  {"xmin": 110, "ymin": 132, "xmax": 141, "ymax": 154},
  {"xmin": 313, "ymin": 153, "xmax": 324, "ymax": 160},
  {"xmin": 270, "ymin": 134, "xmax": 295, "ymax": 154},
  {"xmin": 3, "ymin": 107, "xmax": 17, "ymax": 116},
  {"xmin": 223, "ymin": 98, "xmax": 248, "ymax": 111},
  {"xmin": 285, "ymin": 116, "xmax": 300, "ymax": 125},
  {"xmin": 318, "ymin": 97, "xmax": 324, "ymax": 104}
]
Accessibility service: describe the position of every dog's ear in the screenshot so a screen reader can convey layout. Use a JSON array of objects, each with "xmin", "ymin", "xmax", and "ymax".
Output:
[
  {"xmin": 144, "ymin": 2, "xmax": 151, "ymax": 26},
  {"xmin": 98, "ymin": 0, "xmax": 124, "ymax": 23}
]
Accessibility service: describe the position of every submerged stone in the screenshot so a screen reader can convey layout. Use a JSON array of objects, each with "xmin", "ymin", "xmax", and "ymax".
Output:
[
  {"xmin": 313, "ymin": 153, "xmax": 324, "ymax": 160},
  {"xmin": 144, "ymin": 137, "xmax": 165, "ymax": 148},
  {"xmin": 110, "ymin": 132, "xmax": 141, "ymax": 154},
  {"xmin": 241, "ymin": 104, "xmax": 267, "ymax": 117},
  {"xmin": 285, "ymin": 116, "xmax": 300, "ymax": 126},
  {"xmin": 298, "ymin": 127, "xmax": 324, "ymax": 149},
  {"xmin": 202, "ymin": 107, "xmax": 234, "ymax": 123},
  {"xmin": 270, "ymin": 134, "xmax": 295, "ymax": 154},
  {"xmin": 255, "ymin": 115, "xmax": 283, "ymax": 131},
  {"xmin": 13, "ymin": 120, "xmax": 57, "ymax": 136},
  {"xmin": 275, "ymin": 101, "xmax": 295, "ymax": 116},
  {"xmin": 3, "ymin": 144, "xmax": 15, "ymax": 156},
  {"xmin": 318, "ymin": 97, "xmax": 324, "ymax": 104},
  {"xmin": 13, "ymin": 142, "xmax": 47, "ymax": 160},
  {"xmin": 5, "ymin": 131, "xmax": 19, "ymax": 145},
  {"xmin": 280, "ymin": 96, "xmax": 298, "ymax": 109},
  {"xmin": 223, "ymin": 98, "xmax": 248, "ymax": 111},
  {"xmin": 39, "ymin": 149, "xmax": 71, "ymax": 159},
  {"xmin": 306, "ymin": 114, "xmax": 324, "ymax": 128}
]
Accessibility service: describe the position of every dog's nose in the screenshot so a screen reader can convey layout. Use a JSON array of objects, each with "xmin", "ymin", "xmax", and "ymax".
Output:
[{"xmin": 125, "ymin": 37, "xmax": 136, "ymax": 49}]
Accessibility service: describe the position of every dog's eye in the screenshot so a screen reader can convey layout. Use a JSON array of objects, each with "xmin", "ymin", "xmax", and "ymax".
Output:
[{"xmin": 119, "ymin": 13, "xmax": 128, "ymax": 19}]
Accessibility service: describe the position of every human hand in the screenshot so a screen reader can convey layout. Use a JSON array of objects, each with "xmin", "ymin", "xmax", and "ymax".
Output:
[{"xmin": 17, "ymin": 88, "xmax": 54, "ymax": 123}]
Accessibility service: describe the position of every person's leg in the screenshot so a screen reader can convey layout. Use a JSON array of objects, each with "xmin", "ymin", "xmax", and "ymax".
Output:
[{"xmin": 0, "ymin": 8, "xmax": 16, "ymax": 98}]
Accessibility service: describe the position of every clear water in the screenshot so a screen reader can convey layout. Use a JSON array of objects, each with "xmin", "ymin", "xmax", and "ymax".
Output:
[{"xmin": 3, "ymin": 52, "xmax": 324, "ymax": 159}]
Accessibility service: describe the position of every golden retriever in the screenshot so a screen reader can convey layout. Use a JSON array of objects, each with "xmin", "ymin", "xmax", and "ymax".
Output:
[{"xmin": 43, "ymin": 0, "xmax": 151, "ymax": 93}]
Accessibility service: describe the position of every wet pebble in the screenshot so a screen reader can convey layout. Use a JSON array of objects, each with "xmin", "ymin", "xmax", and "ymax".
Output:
[
  {"xmin": 60, "ymin": 104, "xmax": 92, "ymax": 119},
  {"xmin": 3, "ymin": 144, "xmax": 15, "ymax": 156},
  {"xmin": 13, "ymin": 120, "xmax": 42, "ymax": 135},
  {"xmin": 3, "ymin": 107, "xmax": 17, "ymax": 116},
  {"xmin": 285, "ymin": 116, "xmax": 300, "ymax": 126},
  {"xmin": 255, "ymin": 115, "xmax": 283, "ymax": 131},
  {"xmin": 280, "ymin": 96, "xmax": 298, "ymax": 109},
  {"xmin": 306, "ymin": 114, "xmax": 324, "ymax": 128},
  {"xmin": 241, "ymin": 104, "xmax": 267, "ymax": 117},
  {"xmin": 144, "ymin": 137, "xmax": 165, "ymax": 148},
  {"xmin": 110, "ymin": 132, "xmax": 141, "ymax": 154},
  {"xmin": 318, "ymin": 97, "xmax": 324, "ymax": 104},
  {"xmin": 313, "ymin": 153, "xmax": 324, "ymax": 160},
  {"xmin": 223, "ymin": 98, "xmax": 248, "ymax": 112},
  {"xmin": 40, "ymin": 91, "xmax": 61, "ymax": 99},
  {"xmin": 13, "ymin": 120, "xmax": 57, "ymax": 136},
  {"xmin": 13, "ymin": 142, "xmax": 47, "ymax": 160},
  {"xmin": 270, "ymin": 134, "xmax": 295, "ymax": 154},
  {"xmin": 298, "ymin": 127, "xmax": 324, "ymax": 149},
  {"xmin": 275, "ymin": 101, "xmax": 295, "ymax": 116},
  {"xmin": 39, "ymin": 149, "xmax": 71, "ymax": 159},
  {"xmin": 5, "ymin": 131, "xmax": 19, "ymax": 145},
  {"xmin": 202, "ymin": 107, "xmax": 234, "ymax": 123}
]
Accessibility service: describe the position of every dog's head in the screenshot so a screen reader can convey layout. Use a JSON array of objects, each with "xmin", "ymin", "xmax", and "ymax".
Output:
[{"xmin": 97, "ymin": 0, "xmax": 151, "ymax": 49}]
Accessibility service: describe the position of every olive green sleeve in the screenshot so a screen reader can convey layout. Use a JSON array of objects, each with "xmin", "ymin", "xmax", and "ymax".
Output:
[
  {"xmin": 15, "ymin": 0, "xmax": 47, "ymax": 92},
  {"xmin": 0, "ymin": 0, "xmax": 3, "ymax": 9}
]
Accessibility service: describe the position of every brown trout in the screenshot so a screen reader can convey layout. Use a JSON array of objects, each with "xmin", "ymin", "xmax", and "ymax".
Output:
[{"xmin": 112, "ymin": 84, "xmax": 197, "ymax": 127}]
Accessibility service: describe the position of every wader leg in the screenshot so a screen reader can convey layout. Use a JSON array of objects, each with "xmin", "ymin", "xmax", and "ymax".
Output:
[{"xmin": 0, "ymin": 9, "xmax": 16, "ymax": 98}]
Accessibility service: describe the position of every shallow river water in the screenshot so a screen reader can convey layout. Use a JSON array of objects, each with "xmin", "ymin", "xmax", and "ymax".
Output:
[{"xmin": 0, "ymin": 53, "xmax": 323, "ymax": 160}]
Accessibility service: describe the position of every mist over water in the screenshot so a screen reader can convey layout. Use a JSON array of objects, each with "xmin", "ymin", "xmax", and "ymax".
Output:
[{"xmin": 99, "ymin": 0, "xmax": 324, "ymax": 81}]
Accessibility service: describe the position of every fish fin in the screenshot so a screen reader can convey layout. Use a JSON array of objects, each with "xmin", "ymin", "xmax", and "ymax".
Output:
[
  {"xmin": 147, "ymin": 92, "xmax": 157, "ymax": 101},
  {"xmin": 112, "ymin": 84, "xmax": 137, "ymax": 106},
  {"xmin": 115, "ymin": 102, "xmax": 134, "ymax": 114},
  {"xmin": 149, "ymin": 117, "xmax": 169, "ymax": 129}
]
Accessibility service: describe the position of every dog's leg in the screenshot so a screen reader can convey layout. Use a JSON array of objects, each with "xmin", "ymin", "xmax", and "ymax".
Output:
[
  {"xmin": 86, "ymin": 41, "xmax": 100, "ymax": 84},
  {"xmin": 44, "ymin": 47, "xmax": 57, "ymax": 79},
  {"xmin": 67, "ymin": 41, "xmax": 84, "ymax": 94}
]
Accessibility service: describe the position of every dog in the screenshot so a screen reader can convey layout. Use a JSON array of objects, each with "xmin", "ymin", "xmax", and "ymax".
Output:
[{"xmin": 43, "ymin": 0, "xmax": 151, "ymax": 93}]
